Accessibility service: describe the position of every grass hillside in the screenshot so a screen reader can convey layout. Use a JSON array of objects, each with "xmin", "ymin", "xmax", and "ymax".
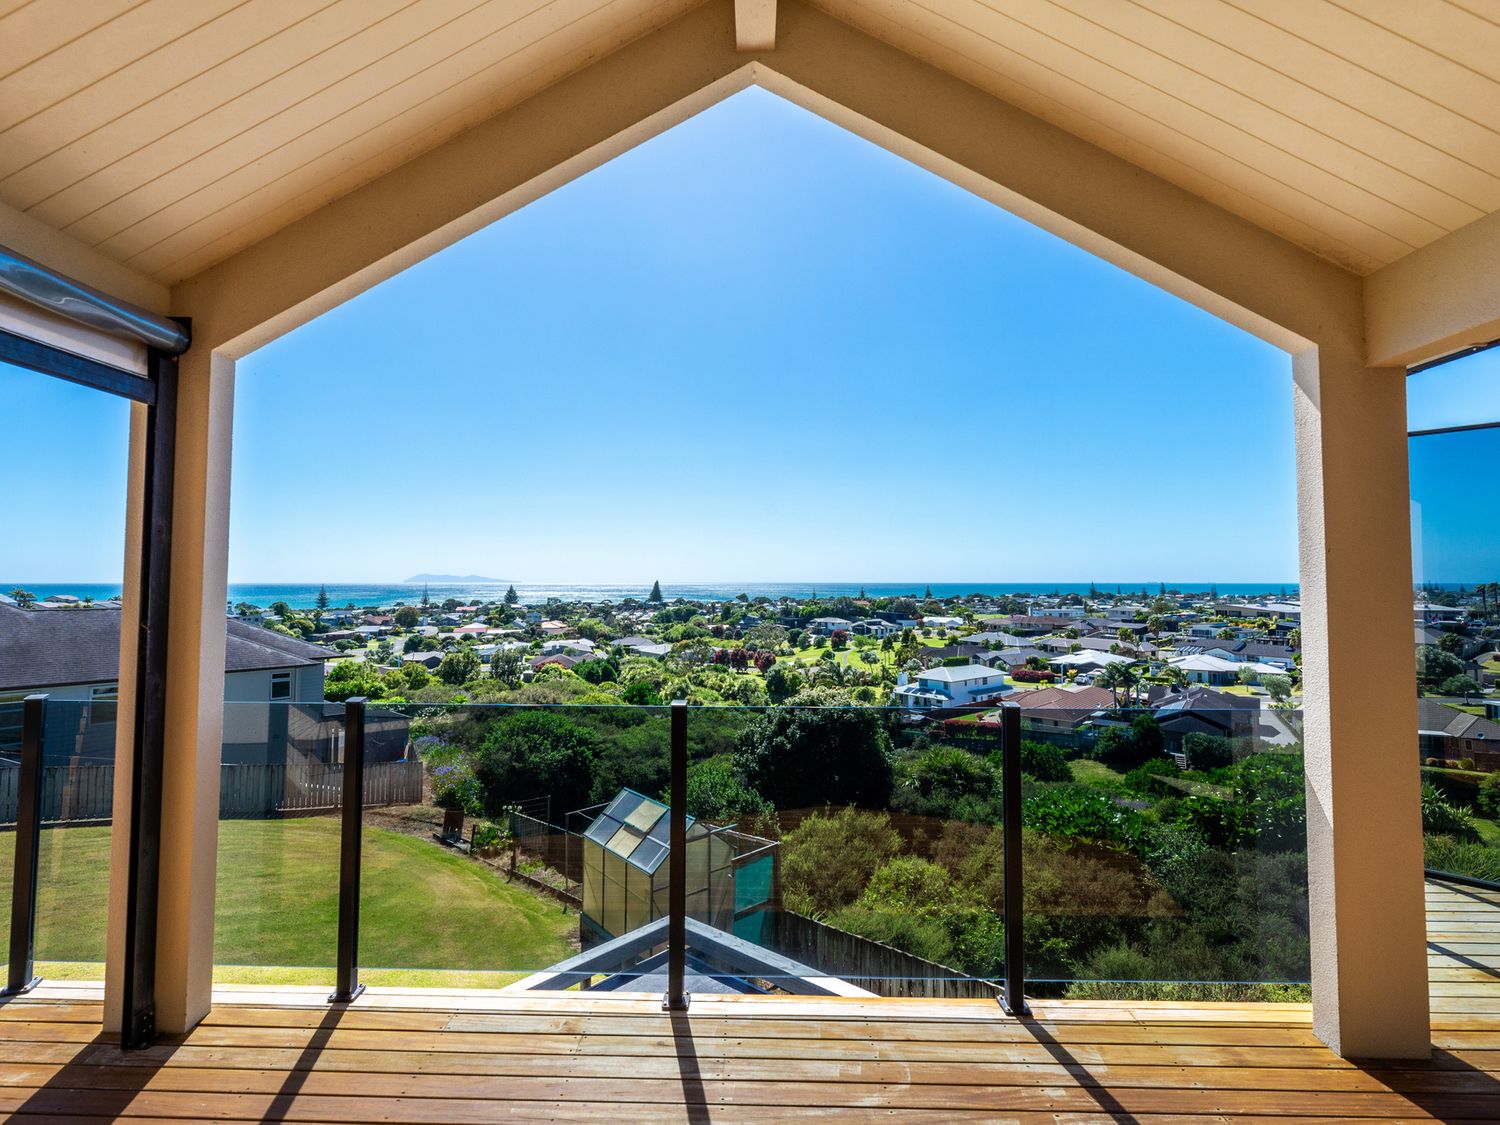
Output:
[{"xmin": 2, "ymin": 818, "xmax": 576, "ymax": 987}]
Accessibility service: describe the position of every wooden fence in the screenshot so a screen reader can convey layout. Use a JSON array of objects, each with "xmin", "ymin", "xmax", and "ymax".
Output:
[
  {"xmin": 0, "ymin": 759, "xmax": 424, "ymax": 826},
  {"xmin": 775, "ymin": 911, "xmax": 999, "ymax": 1000}
]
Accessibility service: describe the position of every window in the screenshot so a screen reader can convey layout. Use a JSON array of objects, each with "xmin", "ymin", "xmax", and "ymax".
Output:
[
  {"xmin": 270, "ymin": 672, "xmax": 292, "ymax": 700},
  {"xmin": 90, "ymin": 685, "xmax": 118, "ymax": 725}
]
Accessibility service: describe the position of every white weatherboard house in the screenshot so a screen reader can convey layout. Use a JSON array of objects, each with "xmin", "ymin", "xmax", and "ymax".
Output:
[{"xmin": 894, "ymin": 664, "xmax": 1011, "ymax": 711}]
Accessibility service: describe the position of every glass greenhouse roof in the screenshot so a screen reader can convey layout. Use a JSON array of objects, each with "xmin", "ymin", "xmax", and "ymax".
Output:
[{"xmin": 583, "ymin": 789, "xmax": 693, "ymax": 874}]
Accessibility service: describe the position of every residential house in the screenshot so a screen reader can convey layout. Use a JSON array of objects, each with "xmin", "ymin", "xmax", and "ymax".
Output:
[
  {"xmin": 807, "ymin": 616, "xmax": 855, "ymax": 635},
  {"xmin": 1168, "ymin": 653, "xmax": 1284, "ymax": 686},
  {"xmin": 1418, "ymin": 699, "xmax": 1500, "ymax": 763},
  {"xmin": 1147, "ymin": 685, "xmax": 1261, "ymax": 752},
  {"xmin": 851, "ymin": 619, "xmax": 901, "ymax": 639},
  {"xmin": 1046, "ymin": 650, "xmax": 1136, "ymax": 677},
  {"xmin": 893, "ymin": 665, "xmax": 1011, "ymax": 711},
  {"xmin": 0, "ymin": 604, "xmax": 331, "ymax": 766},
  {"xmin": 987, "ymin": 685, "xmax": 1114, "ymax": 735}
]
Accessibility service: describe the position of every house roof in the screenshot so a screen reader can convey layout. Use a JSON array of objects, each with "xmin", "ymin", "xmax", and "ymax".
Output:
[
  {"xmin": 0, "ymin": 604, "xmax": 327, "ymax": 691},
  {"xmin": 919, "ymin": 664, "xmax": 1005, "ymax": 684},
  {"xmin": 1418, "ymin": 700, "xmax": 1500, "ymax": 742}
]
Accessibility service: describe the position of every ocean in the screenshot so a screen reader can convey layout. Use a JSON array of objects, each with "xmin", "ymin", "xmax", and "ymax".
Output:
[{"xmin": 7, "ymin": 580, "xmax": 1301, "ymax": 611}]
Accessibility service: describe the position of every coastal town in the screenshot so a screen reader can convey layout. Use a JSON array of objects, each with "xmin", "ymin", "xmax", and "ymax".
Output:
[{"xmin": 3, "ymin": 578, "xmax": 1499, "ymax": 997}]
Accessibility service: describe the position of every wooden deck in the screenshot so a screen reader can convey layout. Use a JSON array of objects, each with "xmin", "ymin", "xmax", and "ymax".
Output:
[{"xmin": 0, "ymin": 879, "xmax": 1497, "ymax": 1121}]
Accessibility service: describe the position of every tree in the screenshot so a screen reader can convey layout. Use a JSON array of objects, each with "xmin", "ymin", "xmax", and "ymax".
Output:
[
  {"xmin": 1216, "ymin": 627, "xmax": 1236, "ymax": 640},
  {"xmin": 420, "ymin": 583, "xmax": 431, "ymax": 608},
  {"xmin": 474, "ymin": 710, "xmax": 598, "ymax": 812},
  {"xmin": 763, "ymin": 663, "xmax": 802, "ymax": 704},
  {"xmin": 324, "ymin": 660, "xmax": 389, "ymax": 702},
  {"xmin": 437, "ymin": 648, "xmax": 481, "ymax": 685},
  {"xmin": 684, "ymin": 757, "xmax": 771, "ymax": 820},
  {"xmin": 504, "ymin": 585, "xmax": 519, "ymax": 605},
  {"xmin": 270, "ymin": 600, "xmax": 291, "ymax": 618},
  {"xmin": 6, "ymin": 588, "xmax": 36, "ymax": 608},
  {"xmin": 393, "ymin": 605, "xmax": 420, "ymax": 629},
  {"xmin": 490, "ymin": 648, "xmax": 524, "ymax": 686},
  {"xmin": 1097, "ymin": 661, "xmax": 1141, "ymax": 707},
  {"xmin": 316, "ymin": 584, "xmax": 330, "ymax": 611},
  {"xmin": 1182, "ymin": 731, "xmax": 1232, "ymax": 771},
  {"xmin": 1417, "ymin": 645, "xmax": 1466, "ymax": 691},
  {"xmin": 1441, "ymin": 674, "xmax": 1481, "ymax": 701},
  {"xmin": 892, "ymin": 745, "xmax": 999, "ymax": 821},
  {"xmin": 1439, "ymin": 631, "xmax": 1464, "ymax": 655},
  {"xmin": 734, "ymin": 702, "xmax": 894, "ymax": 810},
  {"xmin": 1262, "ymin": 674, "xmax": 1293, "ymax": 707},
  {"xmin": 648, "ymin": 580, "xmax": 663, "ymax": 603},
  {"xmin": 573, "ymin": 657, "xmax": 620, "ymax": 685}
]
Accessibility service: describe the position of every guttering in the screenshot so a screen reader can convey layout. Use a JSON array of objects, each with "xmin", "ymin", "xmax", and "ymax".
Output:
[{"xmin": 0, "ymin": 243, "xmax": 188, "ymax": 354}]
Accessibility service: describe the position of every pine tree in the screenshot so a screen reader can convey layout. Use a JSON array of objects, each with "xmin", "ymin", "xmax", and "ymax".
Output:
[
  {"xmin": 648, "ymin": 580, "xmax": 663, "ymax": 603},
  {"xmin": 316, "ymin": 583, "xmax": 330, "ymax": 611},
  {"xmin": 420, "ymin": 583, "xmax": 430, "ymax": 608},
  {"xmin": 1159, "ymin": 581, "xmax": 1167, "ymax": 596},
  {"xmin": 504, "ymin": 585, "xmax": 519, "ymax": 605},
  {"xmin": 858, "ymin": 587, "xmax": 866, "ymax": 599},
  {"xmin": 1089, "ymin": 581, "xmax": 1099, "ymax": 598},
  {"xmin": 924, "ymin": 585, "xmax": 933, "ymax": 599}
]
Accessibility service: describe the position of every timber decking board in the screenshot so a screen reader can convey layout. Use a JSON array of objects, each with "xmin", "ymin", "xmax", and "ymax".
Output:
[{"xmin": 0, "ymin": 878, "xmax": 1495, "ymax": 1119}]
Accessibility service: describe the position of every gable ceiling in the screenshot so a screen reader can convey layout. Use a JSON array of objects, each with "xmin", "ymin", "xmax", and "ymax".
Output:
[{"xmin": 1, "ymin": 0, "xmax": 1497, "ymax": 285}]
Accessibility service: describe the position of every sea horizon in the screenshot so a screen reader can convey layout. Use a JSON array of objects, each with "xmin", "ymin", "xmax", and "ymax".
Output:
[{"xmin": 4, "ymin": 579, "xmax": 1313, "ymax": 611}]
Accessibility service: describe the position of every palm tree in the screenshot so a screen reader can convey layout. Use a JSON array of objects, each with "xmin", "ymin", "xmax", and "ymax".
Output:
[{"xmin": 1098, "ymin": 661, "xmax": 1141, "ymax": 708}]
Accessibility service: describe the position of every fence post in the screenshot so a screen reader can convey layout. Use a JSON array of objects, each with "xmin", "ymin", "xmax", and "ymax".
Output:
[
  {"xmin": 3, "ymin": 695, "xmax": 46, "ymax": 996},
  {"xmin": 330, "ymin": 697, "xmax": 366, "ymax": 1003},
  {"xmin": 999, "ymin": 701, "xmax": 1030, "ymax": 1016},
  {"xmin": 663, "ymin": 699, "xmax": 688, "ymax": 1011}
]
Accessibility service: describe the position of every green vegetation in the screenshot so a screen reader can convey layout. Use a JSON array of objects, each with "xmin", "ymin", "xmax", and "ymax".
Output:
[{"xmin": 0, "ymin": 819, "xmax": 575, "ymax": 985}]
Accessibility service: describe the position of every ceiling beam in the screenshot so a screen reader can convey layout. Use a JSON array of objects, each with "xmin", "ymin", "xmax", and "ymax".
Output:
[
  {"xmin": 0, "ymin": 199, "xmax": 169, "ymax": 314},
  {"xmin": 1364, "ymin": 211, "xmax": 1500, "ymax": 369},
  {"xmin": 735, "ymin": 0, "xmax": 776, "ymax": 51}
]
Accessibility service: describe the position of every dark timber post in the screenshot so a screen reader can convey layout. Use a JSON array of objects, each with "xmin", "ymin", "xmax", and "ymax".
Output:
[
  {"xmin": 3, "ymin": 695, "xmax": 47, "ymax": 996},
  {"xmin": 121, "ymin": 332, "xmax": 181, "ymax": 1048},
  {"xmin": 999, "ymin": 701, "xmax": 1030, "ymax": 1016},
  {"xmin": 663, "ymin": 699, "xmax": 689, "ymax": 1011},
  {"xmin": 331, "ymin": 697, "xmax": 367, "ymax": 1003}
]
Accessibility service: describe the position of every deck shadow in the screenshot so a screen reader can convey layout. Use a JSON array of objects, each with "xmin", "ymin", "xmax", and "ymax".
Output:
[
  {"xmin": 1429, "ymin": 941, "xmax": 1500, "ymax": 980},
  {"xmin": 669, "ymin": 1007, "xmax": 712, "ymax": 1124},
  {"xmin": 1018, "ymin": 1015, "xmax": 1139, "ymax": 1124},
  {"xmin": 1346, "ymin": 1047, "xmax": 1500, "ymax": 1122}
]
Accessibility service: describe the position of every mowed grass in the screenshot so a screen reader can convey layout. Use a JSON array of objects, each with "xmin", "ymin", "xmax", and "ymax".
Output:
[{"xmin": 0, "ymin": 818, "xmax": 576, "ymax": 985}]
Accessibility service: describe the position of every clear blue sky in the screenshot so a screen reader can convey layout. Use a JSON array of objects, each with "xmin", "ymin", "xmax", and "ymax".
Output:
[{"xmin": 7, "ymin": 86, "xmax": 1310, "ymax": 586}]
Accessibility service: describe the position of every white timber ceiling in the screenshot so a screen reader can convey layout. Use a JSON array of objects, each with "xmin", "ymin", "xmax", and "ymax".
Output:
[{"xmin": 1, "ymin": 0, "xmax": 1498, "ymax": 284}]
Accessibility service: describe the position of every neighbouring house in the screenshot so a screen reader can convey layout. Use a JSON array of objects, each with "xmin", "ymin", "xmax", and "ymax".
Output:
[
  {"xmin": 893, "ymin": 664, "xmax": 1011, "ymax": 711},
  {"xmin": 1147, "ymin": 686, "xmax": 1261, "ymax": 752},
  {"xmin": 399, "ymin": 651, "xmax": 445, "ymax": 671},
  {"xmin": 1046, "ymin": 650, "xmax": 1136, "ymax": 677},
  {"xmin": 982, "ymin": 647, "xmax": 1051, "ymax": 670},
  {"xmin": 851, "ymin": 619, "xmax": 902, "ymax": 639},
  {"xmin": 1168, "ymin": 653, "xmax": 1284, "ymax": 686},
  {"xmin": 984, "ymin": 684, "xmax": 1115, "ymax": 735},
  {"xmin": 542, "ymin": 638, "xmax": 596, "ymax": 656},
  {"xmin": 361, "ymin": 613, "xmax": 394, "ymax": 626},
  {"xmin": 616, "ymin": 637, "xmax": 671, "ymax": 659},
  {"xmin": 922, "ymin": 615, "xmax": 964, "ymax": 630},
  {"xmin": 1418, "ymin": 699, "xmax": 1500, "ymax": 762},
  {"xmin": 531, "ymin": 651, "xmax": 588, "ymax": 672},
  {"xmin": 539, "ymin": 620, "xmax": 571, "ymax": 636},
  {"xmin": 0, "ymin": 604, "xmax": 334, "ymax": 766},
  {"xmin": 961, "ymin": 630, "xmax": 1027, "ymax": 649},
  {"xmin": 807, "ymin": 616, "xmax": 855, "ymax": 636},
  {"xmin": 1178, "ymin": 639, "xmax": 1297, "ymax": 669}
]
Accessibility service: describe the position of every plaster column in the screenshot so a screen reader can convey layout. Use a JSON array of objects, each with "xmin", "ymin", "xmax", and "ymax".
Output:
[
  {"xmin": 105, "ymin": 347, "xmax": 234, "ymax": 1035},
  {"xmin": 1295, "ymin": 344, "xmax": 1429, "ymax": 1058}
]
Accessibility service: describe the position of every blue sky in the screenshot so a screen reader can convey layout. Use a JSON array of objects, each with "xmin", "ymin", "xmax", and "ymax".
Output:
[{"xmin": 6, "ymin": 87, "xmax": 1306, "ymax": 585}]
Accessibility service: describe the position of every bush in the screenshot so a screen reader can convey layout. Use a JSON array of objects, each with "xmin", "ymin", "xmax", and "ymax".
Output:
[
  {"xmin": 1123, "ymin": 756, "xmax": 1179, "ymax": 796},
  {"xmin": 1422, "ymin": 783, "xmax": 1478, "ymax": 841},
  {"xmin": 1090, "ymin": 716, "xmax": 1164, "ymax": 770},
  {"xmin": 780, "ymin": 807, "xmax": 904, "ymax": 916},
  {"xmin": 1022, "ymin": 787, "xmax": 1143, "ymax": 847},
  {"xmin": 571, "ymin": 658, "xmax": 620, "ymax": 685},
  {"xmin": 1479, "ymin": 772, "xmax": 1500, "ymax": 819},
  {"xmin": 892, "ymin": 746, "xmax": 998, "ymax": 821},
  {"xmin": 1182, "ymin": 732, "xmax": 1232, "ymax": 772},
  {"xmin": 431, "ymin": 761, "xmax": 483, "ymax": 814},
  {"xmin": 1012, "ymin": 668, "xmax": 1056, "ymax": 683},
  {"xmin": 1425, "ymin": 835, "xmax": 1500, "ymax": 882},
  {"xmin": 684, "ymin": 756, "xmax": 771, "ymax": 820},
  {"xmin": 1016, "ymin": 740, "xmax": 1072, "ymax": 783}
]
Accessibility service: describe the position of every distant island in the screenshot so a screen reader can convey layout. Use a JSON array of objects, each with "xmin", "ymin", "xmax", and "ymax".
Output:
[{"xmin": 403, "ymin": 573, "xmax": 504, "ymax": 584}]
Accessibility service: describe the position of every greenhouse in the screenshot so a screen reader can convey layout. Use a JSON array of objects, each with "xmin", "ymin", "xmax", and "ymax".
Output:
[{"xmin": 578, "ymin": 789, "xmax": 778, "ymax": 948}]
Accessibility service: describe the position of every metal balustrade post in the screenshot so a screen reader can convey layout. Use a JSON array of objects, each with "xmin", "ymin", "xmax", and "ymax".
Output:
[
  {"xmin": 330, "ymin": 697, "xmax": 367, "ymax": 1003},
  {"xmin": 999, "ymin": 702, "xmax": 1030, "ymax": 1016},
  {"xmin": 663, "ymin": 699, "xmax": 689, "ymax": 1011},
  {"xmin": 3, "ymin": 695, "xmax": 46, "ymax": 996}
]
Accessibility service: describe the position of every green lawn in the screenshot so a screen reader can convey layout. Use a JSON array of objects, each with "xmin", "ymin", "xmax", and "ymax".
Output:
[
  {"xmin": 1069, "ymin": 759, "xmax": 1126, "ymax": 787},
  {"xmin": 1, "ymin": 818, "xmax": 576, "ymax": 986}
]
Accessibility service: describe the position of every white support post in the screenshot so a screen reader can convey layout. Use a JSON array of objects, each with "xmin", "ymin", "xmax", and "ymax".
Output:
[{"xmin": 1295, "ymin": 344, "xmax": 1430, "ymax": 1059}]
